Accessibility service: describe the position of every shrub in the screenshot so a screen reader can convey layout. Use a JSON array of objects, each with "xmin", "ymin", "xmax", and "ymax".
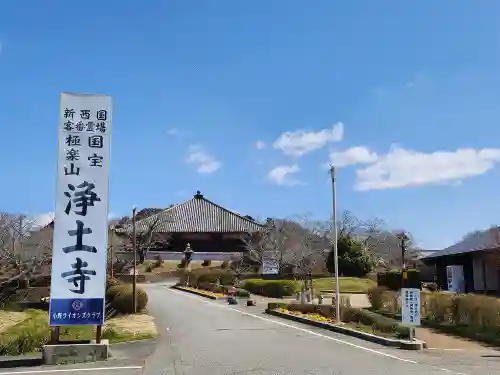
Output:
[
  {"xmin": 198, "ymin": 281, "xmax": 222, "ymax": 293},
  {"xmin": 106, "ymin": 284, "xmax": 132, "ymax": 302},
  {"xmin": 106, "ymin": 277, "xmax": 121, "ymax": 290},
  {"xmin": 267, "ymin": 302, "xmax": 290, "ymax": 310},
  {"xmin": 242, "ymin": 279, "xmax": 297, "ymax": 298},
  {"xmin": 343, "ymin": 308, "xmax": 410, "ymax": 339},
  {"xmin": 367, "ymin": 286, "xmax": 389, "ymax": 311},
  {"xmin": 202, "ymin": 260, "xmax": 212, "ymax": 267},
  {"xmin": 154, "ymin": 255, "xmax": 163, "ymax": 268},
  {"xmin": 196, "ymin": 270, "xmax": 235, "ymax": 286},
  {"xmin": 377, "ymin": 269, "xmax": 420, "ymax": 290},
  {"xmin": 145, "ymin": 265, "xmax": 153, "ymax": 273},
  {"xmin": 111, "ymin": 286, "xmax": 148, "ymax": 314},
  {"xmin": 221, "ymin": 261, "xmax": 229, "ymax": 269},
  {"xmin": 0, "ymin": 330, "xmax": 50, "ymax": 356},
  {"xmin": 235, "ymin": 288, "xmax": 250, "ymax": 298}
]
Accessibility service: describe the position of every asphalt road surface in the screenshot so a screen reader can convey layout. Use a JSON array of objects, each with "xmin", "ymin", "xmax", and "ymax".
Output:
[
  {"xmin": 1, "ymin": 283, "xmax": 497, "ymax": 375},
  {"xmin": 142, "ymin": 283, "xmax": 500, "ymax": 375}
]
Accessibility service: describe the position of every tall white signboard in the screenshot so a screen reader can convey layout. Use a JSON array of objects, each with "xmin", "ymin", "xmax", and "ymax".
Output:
[
  {"xmin": 49, "ymin": 93, "xmax": 112, "ymax": 326},
  {"xmin": 401, "ymin": 288, "xmax": 421, "ymax": 326}
]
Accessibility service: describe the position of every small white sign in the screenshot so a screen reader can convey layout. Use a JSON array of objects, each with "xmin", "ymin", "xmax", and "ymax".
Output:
[
  {"xmin": 49, "ymin": 93, "xmax": 112, "ymax": 326},
  {"xmin": 262, "ymin": 251, "xmax": 279, "ymax": 275},
  {"xmin": 401, "ymin": 288, "xmax": 421, "ymax": 326}
]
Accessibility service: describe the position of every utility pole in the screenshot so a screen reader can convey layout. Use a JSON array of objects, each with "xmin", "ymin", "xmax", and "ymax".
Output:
[
  {"xmin": 132, "ymin": 206, "xmax": 137, "ymax": 313},
  {"xmin": 329, "ymin": 165, "xmax": 341, "ymax": 323},
  {"xmin": 398, "ymin": 232, "xmax": 408, "ymax": 288},
  {"xmin": 399, "ymin": 232, "xmax": 408, "ymax": 270},
  {"xmin": 19, "ymin": 215, "xmax": 24, "ymax": 255}
]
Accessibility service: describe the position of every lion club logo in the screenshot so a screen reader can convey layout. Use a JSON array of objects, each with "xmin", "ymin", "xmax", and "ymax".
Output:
[{"xmin": 72, "ymin": 300, "xmax": 84, "ymax": 311}]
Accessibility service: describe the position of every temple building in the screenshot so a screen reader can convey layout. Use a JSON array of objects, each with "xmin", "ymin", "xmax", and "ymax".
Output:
[{"xmin": 118, "ymin": 191, "xmax": 265, "ymax": 260}]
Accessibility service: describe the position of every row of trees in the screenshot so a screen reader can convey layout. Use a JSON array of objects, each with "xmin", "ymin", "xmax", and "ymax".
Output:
[
  {"xmin": 0, "ymin": 207, "xmax": 421, "ymax": 287},
  {"xmin": 232, "ymin": 211, "xmax": 418, "ymax": 278}
]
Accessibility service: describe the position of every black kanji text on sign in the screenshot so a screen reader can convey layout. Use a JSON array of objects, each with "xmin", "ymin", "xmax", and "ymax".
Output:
[
  {"xmin": 64, "ymin": 181, "xmax": 101, "ymax": 216},
  {"xmin": 61, "ymin": 257, "xmax": 96, "ymax": 295},
  {"xmin": 62, "ymin": 220, "xmax": 97, "ymax": 254}
]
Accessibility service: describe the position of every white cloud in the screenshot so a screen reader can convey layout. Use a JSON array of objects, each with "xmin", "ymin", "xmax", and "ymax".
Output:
[
  {"xmin": 31, "ymin": 212, "xmax": 54, "ymax": 229},
  {"xmin": 167, "ymin": 128, "xmax": 179, "ymax": 136},
  {"xmin": 186, "ymin": 145, "xmax": 221, "ymax": 174},
  {"xmin": 355, "ymin": 146, "xmax": 500, "ymax": 191},
  {"xmin": 273, "ymin": 122, "xmax": 344, "ymax": 157},
  {"xmin": 329, "ymin": 146, "xmax": 378, "ymax": 167},
  {"xmin": 255, "ymin": 140, "xmax": 266, "ymax": 149},
  {"xmin": 267, "ymin": 165, "xmax": 302, "ymax": 186}
]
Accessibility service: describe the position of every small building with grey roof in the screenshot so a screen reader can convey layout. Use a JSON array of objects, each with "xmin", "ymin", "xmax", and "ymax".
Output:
[{"xmin": 422, "ymin": 227, "xmax": 500, "ymax": 294}]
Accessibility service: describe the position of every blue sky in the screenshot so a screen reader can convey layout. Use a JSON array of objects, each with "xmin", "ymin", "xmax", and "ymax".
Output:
[{"xmin": 1, "ymin": 1, "xmax": 500, "ymax": 249}]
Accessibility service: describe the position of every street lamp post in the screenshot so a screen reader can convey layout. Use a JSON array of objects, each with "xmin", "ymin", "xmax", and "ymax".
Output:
[
  {"xmin": 183, "ymin": 243, "xmax": 194, "ymax": 286},
  {"xmin": 132, "ymin": 206, "xmax": 137, "ymax": 313},
  {"xmin": 329, "ymin": 165, "xmax": 341, "ymax": 323}
]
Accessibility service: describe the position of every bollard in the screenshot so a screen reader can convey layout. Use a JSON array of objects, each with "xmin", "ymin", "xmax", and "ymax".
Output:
[{"xmin": 228, "ymin": 296, "xmax": 238, "ymax": 305}]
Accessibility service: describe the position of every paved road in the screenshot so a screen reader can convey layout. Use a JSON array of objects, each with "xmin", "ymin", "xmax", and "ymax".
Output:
[
  {"xmin": 1, "ymin": 283, "xmax": 496, "ymax": 375},
  {"xmin": 142, "ymin": 283, "xmax": 500, "ymax": 375}
]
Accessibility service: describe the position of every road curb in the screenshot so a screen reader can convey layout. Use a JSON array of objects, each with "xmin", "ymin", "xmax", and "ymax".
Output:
[
  {"xmin": 265, "ymin": 309, "xmax": 426, "ymax": 350},
  {"xmin": 171, "ymin": 286, "xmax": 225, "ymax": 300},
  {"xmin": 0, "ymin": 355, "xmax": 43, "ymax": 368}
]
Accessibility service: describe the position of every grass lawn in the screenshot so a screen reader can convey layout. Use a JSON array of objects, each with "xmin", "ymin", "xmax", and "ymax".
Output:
[
  {"xmin": 311, "ymin": 277, "xmax": 376, "ymax": 294},
  {"xmin": 0, "ymin": 309, "xmax": 158, "ymax": 356},
  {"xmin": 0, "ymin": 310, "xmax": 28, "ymax": 333},
  {"xmin": 138, "ymin": 260, "xmax": 222, "ymax": 274}
]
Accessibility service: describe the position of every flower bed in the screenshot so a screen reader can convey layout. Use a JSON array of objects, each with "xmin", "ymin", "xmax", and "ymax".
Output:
[
  {"xmin": 278, "ymin": 307, "xmax": 336, "ymax": 323},
  {"xmin": 269, "ymin": 302, "xmax": 410, "ymax": 340},
  {"xmin": 266, "ymin": 304, "xmax": 423, "ymax": 350}
]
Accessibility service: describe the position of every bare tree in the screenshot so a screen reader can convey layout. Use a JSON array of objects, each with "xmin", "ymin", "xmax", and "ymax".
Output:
[
  {"xmin": 114, "ymin": 211, "xmax": 168, "ymax": 264},
  {"xmin": 242, "ymin": 215, "xmax": 329, "ymax": 284},
  {"xmin": 0, "ymin": 213, "xmax": 52, "ymax": 286}
]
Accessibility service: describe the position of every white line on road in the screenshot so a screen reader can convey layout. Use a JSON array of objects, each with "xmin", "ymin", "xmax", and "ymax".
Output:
[
  {"xmin": 167, "ymin": 288, "xmax": 471, "ymax": 375},
  {"xmin": 0, "ymin": 365, "xmax": 143, "ymax": 375}
]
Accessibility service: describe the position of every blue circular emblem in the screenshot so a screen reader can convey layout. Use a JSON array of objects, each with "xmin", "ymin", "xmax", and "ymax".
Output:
[{"xmin": 72, "ymin": 300, "xmax": 84, "ymax": 311}]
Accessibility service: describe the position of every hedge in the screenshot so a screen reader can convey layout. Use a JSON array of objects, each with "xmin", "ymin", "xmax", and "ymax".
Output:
[
  {"xmin": 377, "ymin": 269, "xmax": 420, "ymax": 290},
  {"xmin": 368, "ymin": 286, "xmax": 500, "ymax": 345},
  {"xmin": 241, "ymin": 279, "xmax": 297, "ymax": 298},
  {"xmin": 180, "ymin": 269, "xmax": 236, "ymax": 287},
  {"xmin": 106, "ymin": 284, "xmax": 131, "ymax": 302},
  {"xmin": 196, "ymin": 281, "xmax": 250, "ymax": 297},
  {"xmin": 111, "ymin": 287, "xmax": 148, "ymax": 314},
  {"xmin": 105, "ymin": 283, "xmax": 148, "ymax": 312}
]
